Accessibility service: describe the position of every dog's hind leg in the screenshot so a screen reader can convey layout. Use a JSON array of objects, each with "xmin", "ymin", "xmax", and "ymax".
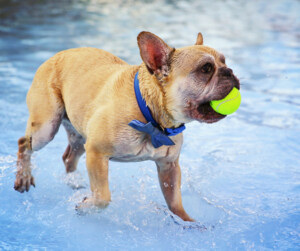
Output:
[
  {"xmin": 15, "ymin": 111, "xmax": 64, "ymax": 192},
  {"xmin": 14, "ymin": 105, "xmax": 64, "ymax": 192},
  {"xmin": 62, "ymin": 118, "xmax": 85, "ymax": 173},
  {"xmin": 14, "ymin": 64, "xmax": 65, "ymax": 192}
]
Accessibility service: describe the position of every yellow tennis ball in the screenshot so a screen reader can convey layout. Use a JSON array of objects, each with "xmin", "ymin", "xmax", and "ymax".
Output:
[{"xmin": 210, "ymin": 87, "xmax": 241, "ymax": 115}]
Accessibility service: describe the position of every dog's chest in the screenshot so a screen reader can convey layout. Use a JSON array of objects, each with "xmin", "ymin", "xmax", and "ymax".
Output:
[{"xmin": 109, "ymin": 133, "xmax": 182, "ymax": 162}]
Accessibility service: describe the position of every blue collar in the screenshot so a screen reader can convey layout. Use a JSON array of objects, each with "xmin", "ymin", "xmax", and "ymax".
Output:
[{"xmin": 128, "ymin": 71, "xmax": 185, "ymax": 148}]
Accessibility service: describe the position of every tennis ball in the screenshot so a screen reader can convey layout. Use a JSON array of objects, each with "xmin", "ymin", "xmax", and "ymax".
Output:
[{"xmin": 210, "ymin": 87, "xmax": 241, "ymax": 115}]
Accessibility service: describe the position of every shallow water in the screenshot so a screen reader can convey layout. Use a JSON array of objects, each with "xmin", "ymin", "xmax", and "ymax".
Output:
[{"xmin": 1, "ymin": 0, "xmax": 300, "ymax": 250}]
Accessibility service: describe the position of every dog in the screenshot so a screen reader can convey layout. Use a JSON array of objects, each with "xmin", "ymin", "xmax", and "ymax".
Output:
[{"xmin": 14, "ymin": 32, "xmax": 240, "ymax": 221}]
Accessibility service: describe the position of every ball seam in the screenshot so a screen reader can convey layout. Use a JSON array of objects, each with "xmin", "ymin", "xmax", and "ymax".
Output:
[{"xmin": 216, "ymin": 91, "xmax": 240, "ymax": 113}]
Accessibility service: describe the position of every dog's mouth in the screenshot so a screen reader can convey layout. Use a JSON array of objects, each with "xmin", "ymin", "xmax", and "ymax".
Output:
[
  {"xmin": 195, "ymin": 101, "xmax": 226, "ymax": 123},
  {"xmin": 184, "ymin": 99, "xmax": 226, "ymax": 124},
  {"xmin": 186, "ymin": 92, "xmax": 230, "ymax": 124}
]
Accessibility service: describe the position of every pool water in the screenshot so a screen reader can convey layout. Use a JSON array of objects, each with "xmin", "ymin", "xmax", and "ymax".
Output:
[{"xmin": 1, "ymin": 0, "xmax": 300, "ymax": 250}]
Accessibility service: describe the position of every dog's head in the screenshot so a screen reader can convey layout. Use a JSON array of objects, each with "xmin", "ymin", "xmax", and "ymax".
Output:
[{"xmin": 137, "ymin": 31, "xmax": 240, "ymax": 124}]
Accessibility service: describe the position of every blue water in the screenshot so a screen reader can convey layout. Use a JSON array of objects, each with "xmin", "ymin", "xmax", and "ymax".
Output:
[{"xmin": 1, "ymin": 0, "xmax": 300, "ymax": 250}]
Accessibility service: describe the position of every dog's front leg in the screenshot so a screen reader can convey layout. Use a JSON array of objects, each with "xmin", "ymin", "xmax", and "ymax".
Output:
[
  {"xmin": 77, "ymin": 146, "xmax": 111, "ymax": 209},
  {"xmin": 156, "ymin": 158, "xmax": 194, "ymax": 222}
]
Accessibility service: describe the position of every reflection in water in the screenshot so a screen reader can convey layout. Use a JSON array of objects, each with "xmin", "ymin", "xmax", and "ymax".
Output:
[{"xmin": 0, "ymin": 0, "xmax": 300, "ymax": 250}]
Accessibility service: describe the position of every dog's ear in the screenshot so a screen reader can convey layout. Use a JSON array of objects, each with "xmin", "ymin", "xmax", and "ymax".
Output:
[
  {"xmin": 195, "ymin": 32, "xmax": 203, "ymax": 45},
  {"xmin": 137, "ymin": 31, "xmax": 173, "ymax": 77}
]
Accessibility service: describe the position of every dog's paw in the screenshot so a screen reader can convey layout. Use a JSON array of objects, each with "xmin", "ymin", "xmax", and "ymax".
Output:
[
  {"xmin": 75, "ymin": 196, "xmax": 110, "ymax": 214},
  {"xmin": 14, "ymin": 172, "xmax": 35, "ymax": 193}
]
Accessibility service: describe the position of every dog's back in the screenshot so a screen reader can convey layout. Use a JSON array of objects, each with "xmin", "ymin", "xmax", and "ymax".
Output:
[{"xmin": 27, "ymin": 48, "xmax": 134, "ymax": 136}]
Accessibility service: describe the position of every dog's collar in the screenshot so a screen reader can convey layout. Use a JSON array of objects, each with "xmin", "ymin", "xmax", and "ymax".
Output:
[{"xmin": 128, "ymin": 71, "xmax": 185, "ymax": 148}]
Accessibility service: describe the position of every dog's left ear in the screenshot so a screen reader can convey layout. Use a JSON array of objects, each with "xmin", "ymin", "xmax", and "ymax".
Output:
[
  {"xmin": 137, "ymin": 31, "xmax": 173, "ymax": 78},
  {"xmin": 195, "ymin": 32, "xmax": 203, "ymax": 45}
]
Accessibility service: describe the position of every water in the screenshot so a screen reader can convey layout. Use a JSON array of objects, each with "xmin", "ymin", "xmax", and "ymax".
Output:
[{"xmin": 1, "ymin": 0, "xmax": 300, "ymax": 250}]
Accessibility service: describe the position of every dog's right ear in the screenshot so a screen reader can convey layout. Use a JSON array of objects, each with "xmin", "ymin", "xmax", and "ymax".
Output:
[{"xmin": 137, "ymin": 31, "xmax": 173, "ymax": 77}]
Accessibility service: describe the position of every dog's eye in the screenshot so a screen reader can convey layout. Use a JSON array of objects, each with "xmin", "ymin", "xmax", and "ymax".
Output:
[{"xmin": 201, "ymin": 63, "xmax": 214, "ymax": 74}]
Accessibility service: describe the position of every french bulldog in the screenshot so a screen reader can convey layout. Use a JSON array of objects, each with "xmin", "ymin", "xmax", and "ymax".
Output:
[{"xmin": 14, "ymin": 32, "xmax": 240, "ymax": 221}]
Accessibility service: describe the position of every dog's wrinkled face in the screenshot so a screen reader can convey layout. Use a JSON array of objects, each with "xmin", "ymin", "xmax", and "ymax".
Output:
[
  {"xmin": 168, "ymin": 46, "xmax": 240, "ymax": 124},
  {"xmin": 137, "ymin": 31, "xmax": 240, "ymax": 125}
]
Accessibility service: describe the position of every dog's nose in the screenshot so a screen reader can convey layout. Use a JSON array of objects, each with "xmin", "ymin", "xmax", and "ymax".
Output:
[{"xmin": 219, "ymin": 67, "xmax": 233, "ymax": 77}]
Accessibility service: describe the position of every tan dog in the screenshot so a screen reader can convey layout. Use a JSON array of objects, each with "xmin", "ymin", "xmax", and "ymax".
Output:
[{"xmin": 14, "ymin": 32, "xmax": 240, "ymax": 221}]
